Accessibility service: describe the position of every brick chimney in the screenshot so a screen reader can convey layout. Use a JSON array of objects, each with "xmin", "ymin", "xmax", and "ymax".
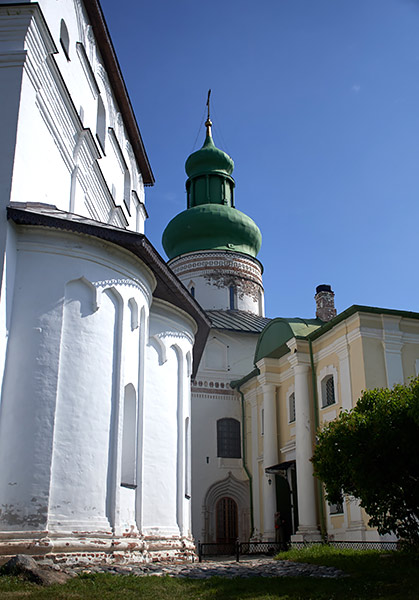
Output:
[{"xmin": 315, "ymin": 284, "xmax": 337, "ymax": 322}]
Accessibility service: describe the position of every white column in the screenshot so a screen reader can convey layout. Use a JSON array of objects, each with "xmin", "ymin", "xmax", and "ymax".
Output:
[
  {"xmin": 249, "ymin": 391, "xmax": 261, "ymax": 539},
  {"xmin": 288, "ymin": 350, "xmax": 321, "ymax": 541},
  {"xmin": 260, "ymin": 382, "xmax": 278, "ymax": 541},
  {"xmin": 176, "ymin": 349, "xmax": 185, "ymax": 537}
]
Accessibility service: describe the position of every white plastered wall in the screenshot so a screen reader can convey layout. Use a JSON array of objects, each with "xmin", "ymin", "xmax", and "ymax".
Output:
[
  {"xmin": 191, "ymin": 329, "xmax": 259, "ymax": 543},
  {"xmin": 0, "ymin": 226, "xmax": 154, "ymax": 535},
  {"xmin": 1, "ymin": 2, "xmax": 146, "ymax": 233},
  {"xmin": 143, "ymin": 300, "xmax": 195, "ymax": 541}
]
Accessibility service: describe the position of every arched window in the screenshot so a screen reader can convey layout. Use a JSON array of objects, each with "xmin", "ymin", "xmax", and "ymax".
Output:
[
  {"xmin": 321, "ymin": 375, "xmax": 336, "ymax": 408},
  {"xmin": 124, "ymin": 168, "xmax": 131, "ymax": 214},
  {"xmin": 96, "ymin": 95, "xmax": 106, "ymax": 151},
  {"xmin": 216, "ymin": 497, "xmax": 238, "ymax": 543},
  {"xmin": 289, "ymin": 392, "xmax": 296, "ymax": 423},
  {"xmin": 121, "ymin": 384, "xmax": 137, "ymax": 488},
  {"xmin": 187, "ymin": 280, "xmax": 196, "ymax": 298},
  {"xmin": 185, "ymin": 417, "xmax": 191, "ymax": 498},
  {"xmin": 60, "ymin": 19, "xmax": 70, "ymax": 60},
  {"xmin": 229, "ymin": 285, "xmax": 236, "ymax": 310},
  {"xmin": 217, "ymin": 418, "xmax": 241, "ymax": 458},
  {"xmin": 128, "ymin": 298, "xmax": 138, "ymax": 330}
]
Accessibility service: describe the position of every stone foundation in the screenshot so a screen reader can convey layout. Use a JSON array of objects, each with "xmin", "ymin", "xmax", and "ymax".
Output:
[{"xmin": 0, "ymin": 531, "xmax": 197, "ymax": 566}]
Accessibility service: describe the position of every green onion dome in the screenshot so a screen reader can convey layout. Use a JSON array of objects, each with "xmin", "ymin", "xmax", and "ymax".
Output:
[
  {"xmin": 162, "ymin": 117, "xmax": 262, "ymax": 260},
  {"xmin": 162, "ymin": 203, "xmax": 261, "ymax": 260},
  {"xmin": 185, "ymin": 133, "xmax": 234, "ymax": 178}
]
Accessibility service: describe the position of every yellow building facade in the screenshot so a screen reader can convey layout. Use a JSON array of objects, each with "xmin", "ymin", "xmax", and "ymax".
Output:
[{"xmin": 234, "ymin": 295, "xmax": 419, "ymax": 543}]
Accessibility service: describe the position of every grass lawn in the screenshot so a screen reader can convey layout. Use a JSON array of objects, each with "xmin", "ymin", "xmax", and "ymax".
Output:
[{"xmin": 0, "ymin": 547, "xmax": 417, "ymax": 600}]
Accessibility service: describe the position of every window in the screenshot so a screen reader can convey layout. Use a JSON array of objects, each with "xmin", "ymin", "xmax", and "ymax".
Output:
[
  {"xmin": 289, "ymin": 392, "xmax": 296, "ymax": 423},
  {"xmin": 261, "ymin": 408, "xmax": 264, "ymax": 436},
  {"xmin": 321, "ymin": 375, "xmax": 336, "ymax": 408},
  {"xmin": 96, "ymin": 95, "xmax": 106, "ymax": 151},
  {"xmin": 217, "ymin": 418, "xmax": 241, "ymax": 458},
  {"xmin": 185, "ymin": 417, "xmax": 191, "ymax": 498},
  {"xmin": 60, "ymin": 19, "xmax": 70, "ymax": 60},
  {"xmin": 229, "ymin": 285, "xmax": 236, "ymax": 310},
  {"xmin": 121, "ymin": 384, "xmax": 137, "ymax": 488},
  {"xmin": 128, "ymin": 298, "xmax": 138, "ymax": 330},
  {"xmin": 188, "ymin": 281, "xmax": 196, "ymax": 298},
  {"xmin": 329, "ymin": 500, "xmax": 344, "ymax": 515},
  {"xmin": 124, "ymin": 169, "xmax": 131, "ymax": 214}
]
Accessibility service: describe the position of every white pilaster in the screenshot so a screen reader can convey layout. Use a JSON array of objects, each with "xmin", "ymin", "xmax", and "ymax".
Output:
[
  {"xmin": 346, "ymin": 496, "xmax": 366, "ymax": 540},
  {"xmin": 248, "ymin": 390, "xmax": 261, "ymax": 539},
  {"xmin": 287, "ymin": 340, "xmax": 320, "ymax": 541},
  {"xmin": 257, "ymin": 377, "xmax": 278, "ymax": 541},
  {"xmin": 335, "ymin": 336, "xmax": 353, "ymax": 411},
  {"xmin": 382, "ymin": 316, "xmax": 404, "ymax": 387}
]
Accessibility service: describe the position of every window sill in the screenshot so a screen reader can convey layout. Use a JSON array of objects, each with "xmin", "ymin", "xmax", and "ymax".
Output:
[{"xmin": 217, "ymin": 457, "xmax": 241, "ymax": 469}]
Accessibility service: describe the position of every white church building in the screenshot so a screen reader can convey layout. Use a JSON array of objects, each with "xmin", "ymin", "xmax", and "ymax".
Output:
[
  {"xmin": 0, "ymin": 0, "xmax": 210, "ymax": 563},
  {"xmin": 1, "ymin": 0, "xmax": 418, "ymax": 566},
  {"xmin": 162, "ymin": 115, "xmax": 419, "ymax": 547}
]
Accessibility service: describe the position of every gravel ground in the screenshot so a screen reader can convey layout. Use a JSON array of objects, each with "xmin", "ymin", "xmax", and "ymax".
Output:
[{"xmin": 53, "ymin": 557, "xmax": 345, "ymax": 579}]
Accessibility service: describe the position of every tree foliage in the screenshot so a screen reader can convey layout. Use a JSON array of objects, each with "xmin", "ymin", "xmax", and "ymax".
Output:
[{"xmin": 312, "ymin": 378, "xmax": 419, "ymax": 542}]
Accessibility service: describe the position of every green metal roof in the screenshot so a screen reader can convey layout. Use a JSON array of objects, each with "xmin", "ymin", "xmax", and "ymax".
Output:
[
  {"xmin": 185, "ymin": 133, "xmax": 234, "ymax": 178},
  {"xmin": 231, "ymin": 304, "xmax": 419, "ymax": 389},
  {"xmin": 306, "ymin": 304, "xmax": 419, "ymax": 341},
  {"xmin": 162, "ymin": 123, "xmax": 262, "ymax": 261},
  {"xmin": 162, "ymin": 203, "xmax": 261, "ymax": 259},
  {"xmin": 254, "ymin": 317, "xmax": 323, "ymax": 364}
]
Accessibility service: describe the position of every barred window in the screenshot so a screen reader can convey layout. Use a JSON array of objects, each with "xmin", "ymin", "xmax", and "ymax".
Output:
[
  {"xmin": 217, "ymin": 418, "xmax": 241, "ymax": 458},
  {"xmin": 289, "ymin": 392, "xmax": 296, "ymax": 423},
  {"xmin": 322, "ymin": 375, "xmax": 336, "ymax": 408}
]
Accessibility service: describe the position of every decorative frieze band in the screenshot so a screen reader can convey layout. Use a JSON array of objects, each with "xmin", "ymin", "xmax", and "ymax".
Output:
[
  {"xmin": 169, "ymin": 252, "xmax": 263, "ymax": 286},
  {"xmin": 192, "ymin": 378, "xmax": 235, "ymax": 397}
]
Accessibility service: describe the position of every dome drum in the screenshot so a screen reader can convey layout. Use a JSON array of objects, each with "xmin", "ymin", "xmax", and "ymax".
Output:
[{"xmin": 186, "ymin": 173, "xmax": 235, "ymax": 209}]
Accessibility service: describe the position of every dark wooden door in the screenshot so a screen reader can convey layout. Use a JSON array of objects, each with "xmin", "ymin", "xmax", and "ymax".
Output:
[{"xmin": 216, "ymin": 497, "xmax": 238, "ymax": 543}]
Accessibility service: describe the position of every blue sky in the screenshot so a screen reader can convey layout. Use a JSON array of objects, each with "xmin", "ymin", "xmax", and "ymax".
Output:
[{"xmin": 100, "ymin": 0, "xmax": 419, "ymax": 319}]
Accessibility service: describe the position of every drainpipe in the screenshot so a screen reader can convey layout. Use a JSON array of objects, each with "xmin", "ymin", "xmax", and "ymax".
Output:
[
  {"xmin": 308, "ymin": 337, "xmax": 327, "ymax": 540},
  {"xmin": 237, "ymin": 385, "xmax": 254, "ymax": 540}
]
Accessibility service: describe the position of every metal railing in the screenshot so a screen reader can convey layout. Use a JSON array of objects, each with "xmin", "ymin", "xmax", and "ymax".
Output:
[
  {"xmin": 291, "ymin": 540, "xmax": 399, "ymax": 552},
  {"xmin": 197, "ymin": 539, "xmax": 399, "ymax": 562},
  {"xmin": 198, "ymin": 541, "xmax": 287, "ymax": 562}
]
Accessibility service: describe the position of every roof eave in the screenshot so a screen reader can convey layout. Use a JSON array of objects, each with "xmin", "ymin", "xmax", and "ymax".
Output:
[
  {"xmin": 83, "ymin": 0, "xmax": 154, "ymax": 186},
  {"xmin": 7, "ymin": 206, "xmax": 210, "ymax": 377}
]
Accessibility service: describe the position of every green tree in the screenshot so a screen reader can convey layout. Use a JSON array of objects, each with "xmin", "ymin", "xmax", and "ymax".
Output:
[{"xmin": 312, "ymin": 378, "xmax": 419, "ymax": 543}]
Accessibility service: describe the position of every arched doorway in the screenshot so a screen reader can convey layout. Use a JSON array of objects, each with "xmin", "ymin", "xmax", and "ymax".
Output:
[
  {"xmin": 216, "ymin": 497, "xmax": 238, "ymax": 543},
  {"xmin": 202, "ymin": 473, "xmax": 250, "ymax": 543}
]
